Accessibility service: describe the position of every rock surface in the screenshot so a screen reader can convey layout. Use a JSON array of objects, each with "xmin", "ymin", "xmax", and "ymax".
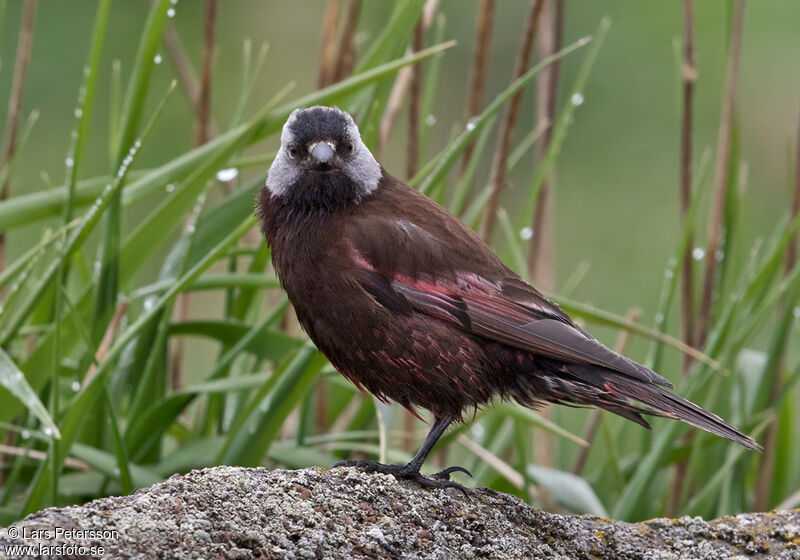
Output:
[{"xmin": 1, "ymin": 466, "xmax": 799, "ymax": 559}]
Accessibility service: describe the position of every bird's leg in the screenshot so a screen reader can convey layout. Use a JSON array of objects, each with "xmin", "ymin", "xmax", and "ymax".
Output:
[{"xmin": 334, "ymin": 415, "xmax": 471, "ymax": 492}]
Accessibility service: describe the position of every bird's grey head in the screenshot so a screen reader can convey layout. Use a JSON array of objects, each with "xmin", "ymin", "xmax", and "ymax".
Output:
[{"xmin": 265, "ymin": 106, "xmax": 381, "ymax": 211}]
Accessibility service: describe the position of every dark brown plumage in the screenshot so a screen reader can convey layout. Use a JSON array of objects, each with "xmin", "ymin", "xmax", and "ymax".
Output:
[{"xmin": 257, "ymin": 106, "xmax": 760, "ymax": 490}]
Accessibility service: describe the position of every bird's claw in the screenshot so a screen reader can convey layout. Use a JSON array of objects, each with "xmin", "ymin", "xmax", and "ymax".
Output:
[
  {"xmin": 333, "ymin": 459, "xmax": 470, "ymax": 494},
  {"xmin": 432, "ymin": 465, "xmax": 472, "ymax": 481}
]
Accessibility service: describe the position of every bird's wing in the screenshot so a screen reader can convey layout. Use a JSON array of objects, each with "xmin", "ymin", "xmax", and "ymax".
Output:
[{"xmin": 345, "ymin": 207, "xmax": 672, "ymax": 389}]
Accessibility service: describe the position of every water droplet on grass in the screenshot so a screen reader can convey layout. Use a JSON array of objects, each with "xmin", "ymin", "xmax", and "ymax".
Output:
[
  {"xmin": 571, "ymin": 93, "xmax": 584, "ymax": 106},
  {"xmin": 167, "ymin": 8, "xmax": 176, "ymax": 17},
  {"xmin": 216, "ymin": 168, "xmax": 239, "ymax": 182},
  {"xmin": 425, "ymin": 114, "xmax": 436, "ymax": 126},
  {"xmin": 154, "ymin": 54, "xmax": 163, "ymax": 64},
  {"xmin": 692, "ymin": 247, "xmax": 705, "ymax": 261},
  {"xmin": 520, "ymin": 227, "xmax": 533, "ymax": 240}
]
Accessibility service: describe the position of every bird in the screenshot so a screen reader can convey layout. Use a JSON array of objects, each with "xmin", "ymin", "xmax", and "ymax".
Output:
[{"xmin": 256, "ymin": 105, "xmax": 761, "ymax": 491}]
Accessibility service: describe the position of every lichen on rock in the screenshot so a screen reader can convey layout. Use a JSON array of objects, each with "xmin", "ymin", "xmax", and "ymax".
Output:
[{"xmin": 1, "ymin": 466, "xmax": 798, "ymax": 559}]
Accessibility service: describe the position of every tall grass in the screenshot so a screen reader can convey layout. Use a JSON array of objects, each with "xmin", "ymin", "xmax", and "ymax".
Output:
[{"xmin": 0, "ymin": 1, "xmax": 798, "ymax": 525}]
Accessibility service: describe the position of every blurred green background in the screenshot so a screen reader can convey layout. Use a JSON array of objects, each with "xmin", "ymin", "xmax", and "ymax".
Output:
[
  {"xmin": 3, "ymin": 1, "xmax": 799, "ymax": 354},
  {"xmin": 1, "ymin": 0, "xmax": 799, "ymax": 523}
]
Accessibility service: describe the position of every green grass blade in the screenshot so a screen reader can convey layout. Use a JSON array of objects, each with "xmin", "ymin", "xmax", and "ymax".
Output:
[
  {"xmin": 0, "ymin": 110, "xmax": 39, "ymax": 197},
  {"xmin": 63, "ymin": 0, "xmax": 111, "ymax": 223},
  {"xmin": 0, "ymin": 42, "xmax": 455, "ymax": 233},
  {"xmin": 645, "ymin": 148, "xmax": 712, "ymax": 370},
  {"xmin": 0, "ymin": 348, "xmax": 60, "ymax": 439},
  {"xmin": 418, "ymin": 13, "xmax": 446, "ymax": 157},
  {"xmin": 111, "ymin": 0, "xmax": 171, "ymax": 164},
  {"xmin": 451, "ymin": 115, "xmax": 496, "ymax": 215},
  {"xmin": 70, "ymin": 443, "xmax": 161, "ymax": 488},
  {"xmin": 220, "ymin": 343, "xmax": 327, "ymax": 466},
  {"xmin": 0, "ymin": 82, "xmax": 176, "ymax": 346},
  {"xmin": 168, "ymin": 320, "xmax": 300, "ymax": 361},
  {"xmin": 356, "ymin": 0, "xmax": 425, "ymax": 73},
  {"xmin": 552, "ymin": 294, "xmax": 720, "ymax": 370},
  {"xmin": 102, "ymin": 382, "xmax": 133, "ymax": 494},
  {"xmin": 413, "ymin": 35, "xmax": 592, "ymax": 195},
  {"xmin": 684, "ymin": 415, "xmax": 771, "ymax": 514},
  {"xmin": 519, "ymin": 17, "xmax": 610, "ymax": 230},
  {"xmin": 496, "ymin": 403, "xmax": 587, "ymax": 447}
]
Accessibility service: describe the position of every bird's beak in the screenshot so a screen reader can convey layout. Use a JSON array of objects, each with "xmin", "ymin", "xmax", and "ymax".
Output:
[{"xmin": 309, "ymin": 141, "xmax": 335, "ymax": 165}]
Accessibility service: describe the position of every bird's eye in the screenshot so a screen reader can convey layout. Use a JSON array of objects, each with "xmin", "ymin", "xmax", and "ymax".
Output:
[
  {"xmin": 287, "ymin": 143, "xmax": 299, "ymax": 159},
  {"xmin": 346, "ymin": 141, "xmax": 355, "ymax": 155}
]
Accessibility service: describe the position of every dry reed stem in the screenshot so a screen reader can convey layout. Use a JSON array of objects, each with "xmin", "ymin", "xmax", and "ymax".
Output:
[
  {"xmin": 318, "ymin": 0, "xmax": 342, "ymax": 87},
  {"xmin": 0, "ymin": 444, "xmax": 89, "ymax": 471},
  {"xmin": 696, "ymin": 0, "xmax": 746, "ymax": 346},
  {"xmin": 171, "ymin": 0, "xmax": 218, "ymax": 391},
  {"xmin": 406, "ymin": 21, "xmax": 424, "ymax": 179},
  {"xmin": 456, "ymin": 433, "xmax": 539, "ymax": 500},
  {"xmin": 151, "ymin": 0, "xmax": 218, "ymax": 139},
  {"xmin": 679, "ymin": 0, "xmax": 697, "ymax": 375},
  {"xmin": 378, "ymin": 0, "xmax": 439, "ymax": 158},
  {"xmin": 0, "ymin": 0, "xmax": 38, "ymax": 272},
  {"xmin": 194, "ymin": 0, "xmax": 217, "ymax": 146},
  {"xmin": 459, "ymin": 0, "xmax": 496, "ymax": 178},
  {"xmin": 754, "ymin": 110, "xmax": 800, "ymax": 511},
  {"xmin": 379, "ymin": 66, "xmax": 413, "ymax": 160},
  {"xmin": 480, "ymin": 0, "xmax": 545, "ymax": 244},
  {"xmin": 332, "ymin": 0, "xmax": 362, "ymax": 83},
  {"xmin": 571, "ymin": 307, "xmax": 640, "ymax": 475},
  {"xmin": 317, "ymin": 0, "xmax": 362, "ymax": 432},
  {"xmin": 785, "ymin": 113, "xmax": 800, "ymax": 275},
  {"xmin": 527, "ymin": 0, "xmax": 564, "ymax": 289},
  {"xmin": 84, "ymin": 301, "xmax": 130, "ymax": 388},
  {"xmin": 666, "ymin": 0, "xmax": 701, "ymax": 516}
]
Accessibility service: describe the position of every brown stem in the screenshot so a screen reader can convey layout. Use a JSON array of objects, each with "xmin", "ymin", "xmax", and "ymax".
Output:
[
  {"xmin": 696, "ymin": 0, "xmax": 745, "ymax": 346},
  {"xmin": 84, "ymin": 301, "xmax": 130, "ymax": 388},
  {"xmin": 679, "ymin": 0, "xmax": 697, "ymax": 375},
  {"xmin": 332, "ymin": 0, "xmax": 362, "ymax": 83},
  {"xmin": 571, "ymin": 307, "xmax": 640, "ymax": 475},
  {"xmin": 459, "ymin": 0, "xmax": 496, "ymax": 180},
  {"xmin": 151, "ymin": 0, "xmax": 219, "ymax": 139},
  {"xmin": 194, "ymin": 0, "xmax": 217, "ymax": 146},
  {"xmin": 379, "ymin": 66, "xmax": 413, "ymax": 160},
  {"xmin": 666, "ymin": 1, "xmax": 701, "ymax": 517},
  {"xmin": 171, "ymin": 0, "xmax": 218, "ymax": 391},
  {"xmin": 527, "ymin": 0, "xmax": 564, "ymax": 290},
  {"xmin": 0, "ymin": 0, "xmax": 38, "ymax": 272},
  {"xmin": 378, "ymin": 0, "xmax": 439, "ymax": 158},
  {"xmin": 480, "ymin": 0, "xmax": 545, "ymax": 244},
  {"xmin": 318, "ymin": 0, "xmax": 342, "ymax": 88},
  {"xmin": 406, "ymin": 21, "xmax": 424, "ymax": 179},
  {"xmin": 753, "ymin": 110, "xmax": 800, "ymax": 511},
  {"xmin": 785, "ymin": 113, "xmax": 800, "ymax": 276}
]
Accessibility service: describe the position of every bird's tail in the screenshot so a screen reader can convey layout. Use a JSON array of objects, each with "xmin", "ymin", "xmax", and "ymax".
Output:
[{"xmin": 519, "ymin": 363, "xmax": 762, "ymax": 452}]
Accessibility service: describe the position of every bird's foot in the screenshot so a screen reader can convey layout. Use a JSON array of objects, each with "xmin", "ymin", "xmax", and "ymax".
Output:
[
  {"xmin": 431, "ymin": 465, "xmax": 472, "ymax": 481},
  {"xmin": 333, "ymin": 459, "xmax": 471, "ymax": 493}
]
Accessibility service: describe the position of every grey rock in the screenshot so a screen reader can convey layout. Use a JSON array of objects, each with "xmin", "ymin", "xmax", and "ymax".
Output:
[{"xmin": 1, "ymin": 466, "xmax": 799, "ymax": 559}]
